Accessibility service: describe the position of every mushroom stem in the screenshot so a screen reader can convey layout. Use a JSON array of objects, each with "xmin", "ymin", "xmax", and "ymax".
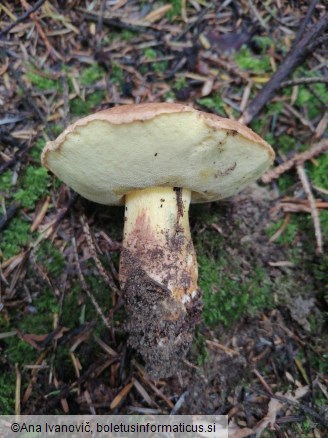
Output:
[
  {"xmin": 120, "ymin": 186, "xmax": 198, "ymax": 298},
  {"xmin": 119, "ymin": 186, "xmax": 201, "ymax": 378}
]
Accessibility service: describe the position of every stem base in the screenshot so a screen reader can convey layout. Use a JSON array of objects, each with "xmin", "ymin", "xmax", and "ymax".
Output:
[{"xmin": 122, "ymin": 249, "xmax": 202, "ymax": 379}]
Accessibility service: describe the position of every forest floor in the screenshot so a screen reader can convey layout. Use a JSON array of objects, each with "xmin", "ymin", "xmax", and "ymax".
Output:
[{"xmin": 0, "ymin": 1, "xmax": 328, "ymax": 436}]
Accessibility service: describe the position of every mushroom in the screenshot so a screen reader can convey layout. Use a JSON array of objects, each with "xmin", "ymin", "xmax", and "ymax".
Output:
[{"xmin": 41, "ymin": 103, "xmax": 274, "ymax": 378}]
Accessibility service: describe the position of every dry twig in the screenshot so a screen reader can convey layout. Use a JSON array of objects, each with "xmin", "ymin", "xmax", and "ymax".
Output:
[
  {"xmin": 292, "ymin": 0, "xmax": 319, "ymax": 48},
  {"xmin": 240, "ymin": 13, "xmax": 328, "ymax": 125},
  {"xmin": 280, "ymin": 77, "xmax": 328, "ymax": 88},
  {"xmin": 254, "ymin": 388, "xmax": 328, "ymax": 429},
  {"xmin": 262, "ymin": 139, "xmax": 328, "ymax": 184},
  {"xmin": 0, "ymin": 0, "xmax": 47, "ymax": 38}
]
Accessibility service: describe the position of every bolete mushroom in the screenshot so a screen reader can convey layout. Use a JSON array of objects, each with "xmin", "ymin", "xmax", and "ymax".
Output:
[{"xmin": 41, "ymin": 103, "xmax": 274, "ymax": 378}]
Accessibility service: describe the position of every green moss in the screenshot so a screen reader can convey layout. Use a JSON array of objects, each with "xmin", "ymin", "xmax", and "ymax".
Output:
[
  {"xmin": 53, "ymin": 347, "xmax": 75, "ymax": 379},
  {"xmin": 295, "ymin": 420, "xmax": 315, "ymax": 436},
  {"xmin": 197, "ymin": 95, "xmax": 226, "ymax": 116},
  {"xmin": 111, "ymin": 63, "xmax": 124, "ymax": 85},
  {"xmin": 318, "ymin": 211, "xmax": 328, "ymax": 245},
  {"xmin": 311, "ymin": 153, "xmax": 328, "ymax": 189},
  {"xmin": 249, "ymin": 103, "xmax": 283, "ymax": 139},
  {"xmin": 0, "ymin": 170, "xmax": 14, "ymax": 191},
  {"xmin": 293, "ymin": 85, "xmax": 325, "ymax": 119},
  {"xmin": 153, "ymin": 60, "xmax": 169, "ymax": 73},
  {"xmin": 139, "ymin": 64, "xmax": 148, "ymax": 76},
  {"xmin": 192, "ymin": 329, "xmax": 209, "ymax": 366},
  {"xmin": 26, "ymin": 71, "xmax": 57, "ymax": 91},
  {"xmin": 2, "ymin": 315, "xmax": 51, "ymax": 365},
  {"xmin": 70, "ymin": 64, "xmax": 106, "ymax": 113},
  {"xmin": 1, "ymin": 288, "xmax": 59, "ymax": 366},
  {"xmin": 277, "ymin": 173, "xmax": 295, "ymax": 193},
  {"xmin": 144, "ymin": 48, "xmax": 157, "ymax": 60},
  {"xmin": 164, "ymin": 91, "xmax": 176, "ymax": 101},
  {"xmin": 80, "ymin": 64, "xmax": 105, "ymax": 86},
  {"xmin": 0, "ymin": 372, "xmax": 15, "ymax": 414},
  {"xmin": 84, "ymin": 270, "xmax": 115, "ymax": 334},
  {"xmin": 266, "ymin": 216, "xmax": 299, "ymax": 245},
  {"xmin": 234, "ymin": 46, "xmax": 271, "ymax": 74},
  {"xmin": 252, "ymin": 35, "xmax": 274, "ymax": 53},
  {"xmin": 282, "ymin": 69, "xmax": 328, "ymax": 119},
  {"xmin": 166, "ymin": 0, "xmax": 182, "ymax": 20},
  {"xmin": 311, "ymin": 82, "xmax": 328, "ymax": 102},
  {"xmin": 20, "ymin": 300, "xmax": 57, "ymax": 334},
  {"xmin": 312, "ymin": 253, "xmax": 328, "ymax": 291},
  {"xmin": 87, "ymin": 90, "xmax": 104, "ymax": 107},
  {"xmin": 268, "ymin": 101, "xmax": 283, "ymax": 116},
  {"xmin": 173, "ymin": 77, "xmax": 186, "ymax": 90},
  {"xmin": 198, "ymin": 249, "xmax": 272, "ymax": 326},
  {"xmin": 13, "ymin": 166, "xmax": 49, "ymax": 209},
  {"xmin": 59, "ymin": 266, "xmax": 115, "ymax": 333},
  {"xmin": 120, "ymin": 30, "xmax": 136, "ymax": 41},
  {"xmin": 0, "ymin": 217, "xmax": 31, "ymax": 259},
  {"xmin": 318, "ymin": 351, "xmax": 328, "ymax": 375},
  {"xmin": 143, "ymin": 49, "xmax": 168, "ymax": 73},
  {"xmin": 30, "ymin": 138, "xmax": 46, "ymax": 161},
  {"xmin": 103, "ymin": 29, "xmax": 136, "ymax": 45},
  {"xmin": 59, "ymin": 285, "xmax": 81, "ymax": 328},
  {"xmin": 267, "ymin": 152, "xmax": 328, "ymax": 249},
  {"xmin": 70, "ymin": 90, "xmax": 105, "ymax": 115},
  {"xmin": 35, "ymin": 241, "xmax": 65, "ymax": 277},
  {"xmin": 193, "ymin": 218, "xmax": 273, "ymax": 327},
  {"xmin": 52, "ymin": 124, "xmax": 65, "ymax": 137},
  {"xmin": 4, "ymin": 337, "xmax": 39, "ymax": 366},
  {"xmin": 308, "ymin": 154, "xmax": 328, "ymax": 241},
  {"xmin": 277, "ymin": 133, "xmax": 296, "ymax": 153}
]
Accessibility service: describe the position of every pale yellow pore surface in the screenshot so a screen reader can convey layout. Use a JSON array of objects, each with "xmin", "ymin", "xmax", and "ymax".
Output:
[
  {"xmin": 43, "ymin": 110, "xmax": 273, "ymax": 205},
  {"xmin": 119, "ymin": 187, "xmax": 198, "ymax": 302}
]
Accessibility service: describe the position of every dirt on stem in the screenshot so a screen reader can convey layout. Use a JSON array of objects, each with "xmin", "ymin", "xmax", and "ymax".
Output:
[{"xmin": 122, "ymin": 249, "xmax": 202, "ymax": 380}]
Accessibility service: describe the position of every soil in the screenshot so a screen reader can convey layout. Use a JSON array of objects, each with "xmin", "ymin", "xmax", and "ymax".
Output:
[{"xmin": 172, "ymin": 184, "xmax": 323, "ymax": 416}]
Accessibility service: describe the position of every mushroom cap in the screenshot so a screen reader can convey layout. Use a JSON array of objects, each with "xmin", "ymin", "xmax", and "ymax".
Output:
[{"xmin": 41, "ymin": 103, "xmax": 274, "ymax": 205}]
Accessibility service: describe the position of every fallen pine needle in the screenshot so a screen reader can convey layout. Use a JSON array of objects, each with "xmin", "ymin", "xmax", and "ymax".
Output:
[
  {"xmin": 110, "ymin": 379, "xmax": 135, "ymax": 410},
  {"xmin": 294, "ymin": 357, "xmax": 310, "ymax": 385},
  {"xmin": 15, "ymin": 363, "xmax": 21, "ymax": 416},
  {"xmin": 269, "ymin": 213, "xmax": 290, "ymax": 242},
  {"xmin": 72, "ymin": 235, "xmax": 111, "ymax": 330},
  {"xmin": 253, "ymin": 368, "xmax": 273, "ymax": 395},
  {"xmin": 81, "ymin": 215, "xmax": 120, "ymax": 296},
  {"xmin": 30, "ymin": 196, "xmax": 50, "ymax": 232},
  {"xmin": 206, "ymin": 339, "xmax": 240, "ymax": 356},
  {"xmin": 93, "ymin": 335, "xmax": 118, "ymax": 357},
  {"xmin": 296, "ymin": 164, "xmax": 323, "ymax": 254}
]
